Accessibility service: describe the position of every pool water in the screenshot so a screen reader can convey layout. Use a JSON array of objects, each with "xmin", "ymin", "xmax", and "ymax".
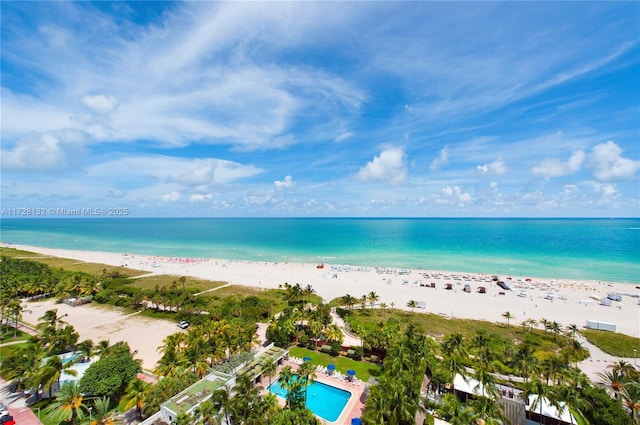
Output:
[{"xmin": 268, "ymin": 378, "xmax": 351, "ymax": 422}]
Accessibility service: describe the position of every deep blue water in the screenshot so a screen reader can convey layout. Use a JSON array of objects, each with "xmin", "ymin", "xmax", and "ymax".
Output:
[{"xmin": 1, "ymin": 218, "xmax": 639, "ymax": 283}]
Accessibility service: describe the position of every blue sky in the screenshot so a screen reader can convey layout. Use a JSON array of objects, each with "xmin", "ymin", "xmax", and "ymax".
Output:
[{"xmin": 1, "ymin": 1, "xmax": 639, "ymax": 217}]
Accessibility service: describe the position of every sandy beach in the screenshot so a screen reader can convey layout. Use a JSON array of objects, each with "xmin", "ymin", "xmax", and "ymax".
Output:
[{"xmin": 7, "ymin": 243, "xmax": 640, "ymax": 373}]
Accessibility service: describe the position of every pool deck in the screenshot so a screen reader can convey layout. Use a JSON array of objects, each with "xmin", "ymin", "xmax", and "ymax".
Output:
[{"xmin": 266, "ymin": 360, "xmax": 366, "ymax": 425}]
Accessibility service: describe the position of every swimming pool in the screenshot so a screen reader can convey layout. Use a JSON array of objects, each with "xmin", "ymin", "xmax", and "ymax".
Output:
[{"xmin": 268, "ymin": 378, "xmax": 351, "ymax": 422}]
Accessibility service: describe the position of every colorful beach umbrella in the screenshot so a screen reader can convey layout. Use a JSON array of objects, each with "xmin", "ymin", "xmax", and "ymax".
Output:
[
  {"xmin": 347, "ymin": 369, "xmax": 356, "ymax": 376},
  {"xmin": 303, "ymin": 356, "xmax": 312, "ymax": 362},
  {"xmin": 327, "ymin": 364, "xmax": 336, "ymax": 371}
]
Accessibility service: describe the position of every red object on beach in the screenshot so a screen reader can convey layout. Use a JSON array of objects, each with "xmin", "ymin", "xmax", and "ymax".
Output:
[
  {"xmin": 525, "ymin": 278, "xmax": 532, "ymax": 282},
  {"xmin": 317, "ymin": 263, "xmax": 324, "ymax": 269}
]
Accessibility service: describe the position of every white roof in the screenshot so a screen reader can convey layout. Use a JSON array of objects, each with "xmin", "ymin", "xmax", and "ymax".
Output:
[
  {"xmin": 525, "ymin": 394, "xmax": 576, "ymax": 423},
  {"xmin": 453, "ymin": 374, "xmax": 489, "ymax": 397},
  {"xmin": 454, "ymin": 374, "xmax": 576, "ymax": 424}
]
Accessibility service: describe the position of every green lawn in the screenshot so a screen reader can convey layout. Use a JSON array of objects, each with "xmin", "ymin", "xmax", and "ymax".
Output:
[
  {"xmin": 0, "ymin": 326, "xmax": 31, "ymax": 344},
  {"xmin": 582, "ymin": 329, "xmax": 640, "ymax": 357},
  {"xmin": 288, "ymin": 347, "xmax": 382, "ymax": 381}
]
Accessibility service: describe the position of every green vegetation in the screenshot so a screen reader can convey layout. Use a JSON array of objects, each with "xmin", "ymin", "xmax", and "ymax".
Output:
[
  {"xmin": 2, "ymin": 251, "xmax": 639, "ymax": 425},
  {"xmin": 79, "ymin": 342, "xmax": 141, "ymax": 398},
  {"xmin": 289, "ymin": 347, "xmax": 382, "ymax": 381},
  {"xmin": 582, "ymin": 329, "xmax": 640, "ymax": 357},
  {"xmin": 126, "ymin": 274, "xmax": 226, "ymax": 292},
  {"xmin": 0, "ymin": 325, "xmax": 30, "ymax": 343},
  {"xmin": 0, "ymin": 246, "xmax": 147, "ymax": 276}
]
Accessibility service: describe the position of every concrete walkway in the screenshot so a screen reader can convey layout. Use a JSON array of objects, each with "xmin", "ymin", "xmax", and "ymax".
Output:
[
  {"xmin": 0, "ymin": 377, "xmax": 41, "ymax": 425},
  {"xmin": 330, "ymin": 309, "xmax": 361, "ymax": 347}
]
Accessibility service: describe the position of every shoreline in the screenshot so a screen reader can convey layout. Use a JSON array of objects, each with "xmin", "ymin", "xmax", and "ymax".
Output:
[{"xmin": 4, "ymin": 242, "xmax": 640, "ymax": 339}]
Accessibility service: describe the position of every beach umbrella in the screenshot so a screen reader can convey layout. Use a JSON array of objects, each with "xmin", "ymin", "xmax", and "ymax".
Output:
[
  {"xmin": 303, "ymin": 356, "xmax": 312, "ymax": 362},
  {"xmin": 347, "ymin": 369, "xmax": 356, "ymax": 376},
  {"xmin": 327, "ymin": 364, "xmax": 336, "ymax": 371}
]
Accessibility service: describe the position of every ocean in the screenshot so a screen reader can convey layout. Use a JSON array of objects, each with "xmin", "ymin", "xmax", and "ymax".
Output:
[{"xmin": 1, "ymin": 218, "xmax": 639, "ymax": 284}]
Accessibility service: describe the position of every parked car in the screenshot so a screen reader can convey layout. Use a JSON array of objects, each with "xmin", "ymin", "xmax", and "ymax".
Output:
[
  {"xmin": 0, "ymin": 402, "xmax": 8, "ymax": 418},
  {"xmin": 0, "ymin": 415, "xmax": 15, "ymax": 425},
  {"xmin": 177, "ymin": 321, "xmax": 189, "ymax": 329}
]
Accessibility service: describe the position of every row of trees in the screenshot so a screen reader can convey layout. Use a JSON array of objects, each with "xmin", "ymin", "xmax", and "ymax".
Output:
[{"xmin": 155, "ymin": 318, "xmax": 259, "ymax": 378}]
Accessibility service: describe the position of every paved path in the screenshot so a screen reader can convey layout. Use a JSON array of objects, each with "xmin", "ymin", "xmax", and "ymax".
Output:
[
  {"xmin": 194, "ymin": 283, "xmax": 232, "ymax": 296},
  {"xmin": 0, "ymin": 377, "xmax": 41, "ymax": 425},
  {"xmin": 330, "ymin": 309, "xmax": 361, "ymax": 347},
  {"xmin": 577, "ymin": 334, "xmax": 638, "ymax": 382}
]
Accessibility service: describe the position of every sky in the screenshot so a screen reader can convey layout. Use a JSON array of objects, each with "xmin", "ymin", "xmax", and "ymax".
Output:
[{"xmin": 1, "ymin": 1, "xmax": 639, "ymax": 218}]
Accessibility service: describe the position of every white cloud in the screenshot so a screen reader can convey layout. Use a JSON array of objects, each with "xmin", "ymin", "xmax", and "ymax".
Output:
[
  {"xmin": 274, "ymin": 175, "xmax": 294, "ymax": 189},
  {"xmin": 532, "ymin": 150, "xmax": 585, "ymax": 178},
  {"xmin": 1, "ymin": 129, "xmax": 89, "ymax": 172},
  {"xmin": 357, "ymin": 146, "xmax": 407, "ymax": 184},
  {"xmin": 190, "ymin": 193, "xmax": 213, "ymax": 202},
  {"xmin": 81, "ymin": 94, "xmax": 119, "ymax": 114},
  {"xmin": 585, "ymin": 181, "xmax": 620, "ymax": 205},
  {"xmin": 162, "ymin": 191, "xmax": 181, "ymax": 202},
  {"xmin": 437, "ymin": 186, "xmax": 472, "ymax": 205},
  {"xmin": 108, "ymin": 189, "xmax": 126, "ymax": 198},
  {"xmin": 477, "ymin": 158, "xmax": 507, "ymax": 176},
  {"xmin": 589, "ymin": 141, "xmax": 640, "ymax": 182},
  {"xmin": 429, "ymin": 146, "xmax": 449, "ymax": 171}
]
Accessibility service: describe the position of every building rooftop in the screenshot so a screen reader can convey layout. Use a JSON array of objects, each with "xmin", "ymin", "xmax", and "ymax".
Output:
[
  {"xmin": 236, "ymin": 345, "xmax": 287, "ymax": 380},
  {"xmin": 163, "ymin": 371, "xmax": 230, "ymax": 415}
]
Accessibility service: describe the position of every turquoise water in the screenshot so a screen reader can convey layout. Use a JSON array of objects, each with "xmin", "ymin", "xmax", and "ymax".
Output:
[
  {"xmin": 1, "ymin": 218, "xmax": 639, "ymax": 283},
  {"xmin": 268, "ymin": 378, "xmax": 351, "ymax": 422}
]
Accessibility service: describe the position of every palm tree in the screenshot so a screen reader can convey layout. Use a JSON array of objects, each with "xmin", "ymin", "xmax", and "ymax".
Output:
[
  {"xmin": 325, "ymin": 324, "xmax": 343, "ymax": 345},
  {"xmin": 610, "ymin": 360, "xmax": 639, "ymax": 379},
  {"xmin": 174, "ymin": 412, "xmax": 193, "ymax": 425},
  {"xmin": 551, "ymin": 384, "xmax": 588, "ymax": 425},
  {"xmin": 91, "ymin": 397, "xmax": 115, "ymax": 425},
  {"xmin": 193, "ymin": 398, "xmax": 217, "ymax": 425},
  {"xmin": 75, "ymin": 339, "xmax": 94, "ymax": 362},
  {"xmin": 362, "ymin": 384, "xmax": 391, "ymax": 424},
  {"xmin": 440, "ymin": 332, "xmax": 468, "ymax": 388},
  {"xmin": 303, "ymin": 284, "xmax": 316, "ymax": 306},
  {"xmin": 359, "ymin": 295, "xmax": 367, "ymax": 311},
  {"xmin": 512, "ymin": 343, "xmax": 536, "ymax": 382},
  {"xmin": 597, "ymin": 368, "xmax": 626, "ymax": 398},
  {"xmin": 232, "ymin": 375, "xmax": 260, "ymax": 423},
  {"xmin": 502, "ymin": 311, "xmax": 513, "ymax": 328},
  {"xmin": 212, "ymin": 386, "xmax": 233, "ymax": 425},
  {"xmin": 619, "ymin": 380, "xmax": 640, "ymax": 424},
  {"xmin": 540, "ymin": 318, "xmax": 550, "ymax": 334},
  {"xmin": 93, "ymin": 339, "xmax": 112, "ymax": 357},
  {"xmin": 298, "ymin": 360, "xmax": 317, "ymax": 405},
  {"xmin": 566, "ymin": 323, "xmax": 579, "ymax": 339},
  {"xmin": 367, "ymin": 291, "xmax": 380, "ymax": 311},
  {"xmin": 469, "ymin": 396, "xmax": 507, "ymax": 425},
  {"xmin": 38, "ymin": 355, "xmax": 77, "ymax": 397},
  {"xmin": 437, "ymin": 393, "xmax": 475, "ymax": 425},
  {"xmin": 341, "ymin": 294, "xmax": 357, "ymax": 310},
  {"xmin": 45, "ymin": 381, "xmax": 86, "ymax": 425},
  {"xmin": 522, "ymin": 377, "xmax": 549, "ymax": 425},
  {"xmin": 123, "ymin": 378, "xmax": 149, "ymax": 419},
  {"xmin": 262, "ymin": 358, "xmax": 277, "ymax": 387},
  {"xmin": 407, "ymin": 299, "xmax": 418, "ymax": 313},
  {"xmin": 380, "ymin": 302, "xmax": 388, "ymax": 317}
]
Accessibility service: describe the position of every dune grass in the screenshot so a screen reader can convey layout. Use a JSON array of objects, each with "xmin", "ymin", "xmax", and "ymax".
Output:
[
  {"xmin": 127, "ymin": 274, "xmax": 227, "ymax": 292},
  {"xmin": 0, "ymin": 247, "xmax": 147, "ymax": 276},
  {"xmin": 582, "ymin": 329, "xmax": 640, "ymax": 357}
]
